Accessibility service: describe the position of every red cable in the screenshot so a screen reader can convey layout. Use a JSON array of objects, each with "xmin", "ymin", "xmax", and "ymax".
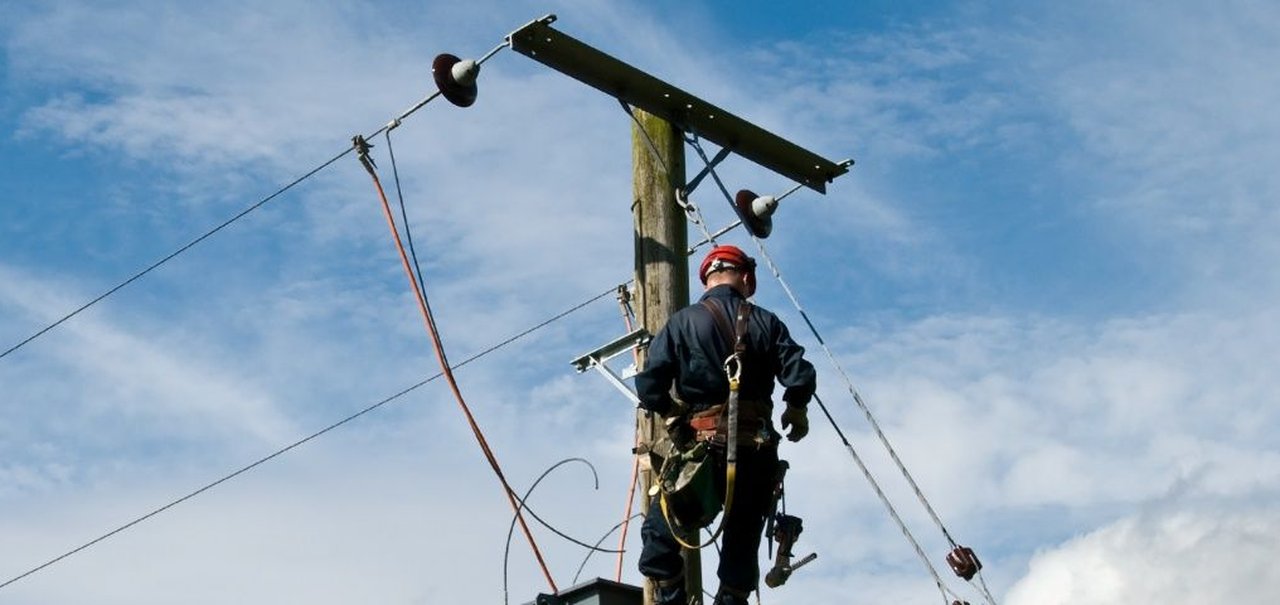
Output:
[
  {"xmin": 615, "ymin": 288, "xmax": 641, "ymax": 582},
  {"xmin": 357, "ymin": 144, "xmax": 557, "ymax": 593}
]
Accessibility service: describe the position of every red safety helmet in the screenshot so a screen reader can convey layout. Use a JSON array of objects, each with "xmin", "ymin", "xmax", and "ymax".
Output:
[{"xmin": 699, "ymin": 244, "xmax": 757, "ymax": 296}]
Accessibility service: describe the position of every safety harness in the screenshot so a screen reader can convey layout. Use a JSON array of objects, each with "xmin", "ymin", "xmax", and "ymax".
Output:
[{"xmin": 656, "ymin": 298, "xmax": 756, "ymax": 549}]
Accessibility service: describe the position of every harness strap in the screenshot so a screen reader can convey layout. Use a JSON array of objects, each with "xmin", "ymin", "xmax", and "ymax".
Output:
[
  {"xmin": 698, "ymin": 298, "xmax": 754, "ymax": 356},
  {"xmin": 733, "ymin": 300, "xmax": 752, "ymax": 354},
  {"xmin": 692, "ymin": 299, "xmax": 761, "ymax": 445},
  {"xmin": 700, "ymin": 299, "xmax": 736, "ymax": 352},
  {"xmin": 661, "ymin": 298, "xmax": 757, "ymax": 550}
]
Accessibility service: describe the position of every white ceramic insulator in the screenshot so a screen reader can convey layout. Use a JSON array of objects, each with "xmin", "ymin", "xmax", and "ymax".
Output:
[
  {"xmin": 452, "ymin": 59, "xmax": 480, "ymax": 86},
  {"xmin": 752, "ymin": 195, "xmax": 778, "ymax": 218}
]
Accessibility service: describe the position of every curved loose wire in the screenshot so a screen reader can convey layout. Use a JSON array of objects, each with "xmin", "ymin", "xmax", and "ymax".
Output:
[{"xmin": 503, "ymin": 458, "xmax": 613, "ymax": 605}]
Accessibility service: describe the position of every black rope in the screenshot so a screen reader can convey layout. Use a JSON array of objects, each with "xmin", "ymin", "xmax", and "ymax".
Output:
[
  {"xmin": 384, "ymin": 129, "xmax": 621, "ymax": 553},
  {"xmin": 570, "ymin": 513, "xmax": 645, "ymax": 586},
  {"xmin": 383, "ymin": 129, "xmax": 436, "ymax": 336},
  {"xmin": 0, "ymin": 283, "xmax": 621, "ymax": 592}
]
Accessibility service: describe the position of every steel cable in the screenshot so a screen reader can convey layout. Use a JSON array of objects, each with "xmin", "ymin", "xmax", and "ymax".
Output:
[
  {"xmin": 685, "ymin": 136, "xmax": 995, "ymax": 605},
  {"xmin": 0, "ymin": 34, "xmax": 514, "ymax": 366},
  {"xmin": 0, "ymin": 148, "xmax": 351, "ymax": 363}
]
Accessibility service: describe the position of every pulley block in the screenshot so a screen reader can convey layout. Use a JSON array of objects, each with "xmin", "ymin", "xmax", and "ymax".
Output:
[{"xmin": 946, "ymin": 545, "xmax": 983, "ymax": 581}]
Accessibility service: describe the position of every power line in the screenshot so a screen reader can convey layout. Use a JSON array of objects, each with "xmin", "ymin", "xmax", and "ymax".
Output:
[
  {"xmin": 0, "ymin": 38, "xmax": 513, "ymax": 365},
  {"xmin": 359, "ymin": 129, "xmax": 558, "ymax": 591},
  {"xmin": 0, "ymin": 283, "xmax": 619, "ymax": 592},
  {"xmin": 0, "ymin": 148, "xmax": 352, "ymax": 363}
]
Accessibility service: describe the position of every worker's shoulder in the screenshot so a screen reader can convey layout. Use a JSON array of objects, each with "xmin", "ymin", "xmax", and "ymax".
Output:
[
  {"xmin": 743, "ymin": 300, "xmax": 782, "ymax": 321},
  {"xmin": 744, "ymin": 304, "xmax": 795, "ymax": 338},
  {"xmin": 670, "ymin": 300, "xmax": 714, "ymax": 323}
]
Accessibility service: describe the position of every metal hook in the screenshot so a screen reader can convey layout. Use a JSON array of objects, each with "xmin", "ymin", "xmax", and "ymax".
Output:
[{"xmin": 723, "ymin": 353, "xmax": 743, "ymax": 384}]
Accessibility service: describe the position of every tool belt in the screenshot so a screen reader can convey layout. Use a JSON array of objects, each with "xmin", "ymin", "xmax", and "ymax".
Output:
[{"xmin": 688, "ymin": 399, "xmax": 775, "ymax": 448}]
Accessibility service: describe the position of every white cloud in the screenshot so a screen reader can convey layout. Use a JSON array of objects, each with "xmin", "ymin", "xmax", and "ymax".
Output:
[
  {"xmin": 1023, "ymin": 2, "xmax": 1280, "ymax": 295},
  {"xmin": 9, "ymin": 2, "xmax": 419, "ymax": 166},
  {"xmin": 4, "ymin": 1, "xmax": 1280, "ymax": 604},
  {"xmin": 0, "ymin": 263, "xmax": 298, "ymax": 455},
  {"xmin": 825, "ymin": 306, "xmax": 1280, "ymax": 517},
  {"xmin": 1006, "ymin": 506, "xmax": 1280, "ymax": 604}
]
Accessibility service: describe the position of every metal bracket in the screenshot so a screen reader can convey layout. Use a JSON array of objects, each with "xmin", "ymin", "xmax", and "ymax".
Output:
[
  {"xmin": 570, "ymin": 328, "xmax": 651, "ymax": 406},
  {"xmin": 508, "ymin": 17, "xmax": 850, "ymax": 193}
]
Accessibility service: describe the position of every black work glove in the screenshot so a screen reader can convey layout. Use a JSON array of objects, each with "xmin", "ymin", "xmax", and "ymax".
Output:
[{"xmin": 780, "ymin": 403, "xmax": 809, "ymax": 442}]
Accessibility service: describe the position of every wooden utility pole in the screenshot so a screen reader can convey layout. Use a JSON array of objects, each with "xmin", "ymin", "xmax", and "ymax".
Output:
[
  {"xmin": 631, "ymin": 107, "xmax": 692, "ymax": 605},
  {"xmin": 507, "ymin": 16, "xmax": 849, "ymax": 605}
]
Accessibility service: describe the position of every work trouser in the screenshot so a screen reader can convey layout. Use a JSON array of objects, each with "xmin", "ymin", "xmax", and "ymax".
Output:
[{"xmin": 638, "ymin": 442, "xmax": 779, "ymax": 597}]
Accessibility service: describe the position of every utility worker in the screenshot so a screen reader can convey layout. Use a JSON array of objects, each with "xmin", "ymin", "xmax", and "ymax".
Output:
[{"xmin": 636, "ymin": 244, "xmax": 816, "ymax": 605}]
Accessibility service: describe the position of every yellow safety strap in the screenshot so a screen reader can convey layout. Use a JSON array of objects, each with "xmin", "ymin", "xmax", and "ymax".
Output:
[{"xmin": 659, "ymin": 352, "xmax": 741, "ymax": 550}]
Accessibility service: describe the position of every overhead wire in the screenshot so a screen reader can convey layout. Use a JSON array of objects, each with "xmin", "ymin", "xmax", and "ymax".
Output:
[
  {"xmin": 0, "ymin": 280, "xmax": 620, "ymax": 593},
  {"xmin": 574, "ymin": 513, "xmax": 645, "ymax": 586},
  {"xmin": 810, "ymin": 392, "xmax": 960, "ymax": 603},
  {"xmin": 750, "ymin": 231, "xmax": 998, "ymax": 605},
  {"xmin": 378, "ymin": 141, "xmax": 592, "ymax": 582},
  {"xmin": 684, "ymin": 135, "xmax": 996, "ymax": 605},
  {"xmin": 0, "ymin": 38, "xmax": 512, "ymax": 366},
  {"xmin": 0, "ymin": 148, "xmax": 351, "ymax": 363}
]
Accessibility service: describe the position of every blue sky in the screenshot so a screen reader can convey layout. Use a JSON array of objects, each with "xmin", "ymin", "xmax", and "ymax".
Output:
[{"xmin": 3, "ymin": 1, "xmax": 1279, "ymax": 604}]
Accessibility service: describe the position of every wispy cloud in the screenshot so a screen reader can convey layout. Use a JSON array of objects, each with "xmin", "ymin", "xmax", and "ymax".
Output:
[
  {"xmin": 1022, "ymin": 2, "xmax": 1280, "ymax": 296},
  {"xmin": 4, "ymin": 0, "xmax": 1280, "ymax": 603},
  {"xmin": 0, "ymin": 264, "xmax": 298, "ymax": 457}
]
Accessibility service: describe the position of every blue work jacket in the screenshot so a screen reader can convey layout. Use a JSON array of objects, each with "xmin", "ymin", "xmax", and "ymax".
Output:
[{"xmin": 635, "ymin": 285, "xmax": 816, "ymax": 416}]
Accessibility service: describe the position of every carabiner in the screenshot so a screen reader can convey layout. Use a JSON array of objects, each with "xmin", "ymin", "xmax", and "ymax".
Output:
[{"xmin": 723, "ymin": 353, "xmax": 743, "ymax": 388}]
